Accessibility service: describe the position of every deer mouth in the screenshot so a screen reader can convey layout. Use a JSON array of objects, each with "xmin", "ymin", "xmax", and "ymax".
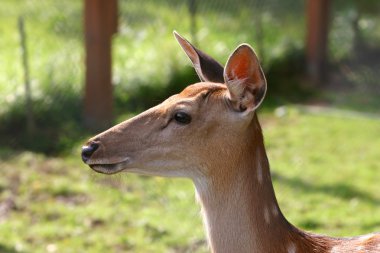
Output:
[{"xmin": 89, "ymin": 159, "xmax": 130, "ymax": 175}]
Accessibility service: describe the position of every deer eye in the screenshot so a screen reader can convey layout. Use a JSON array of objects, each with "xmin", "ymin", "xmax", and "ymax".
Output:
[{"xmin": 174, "ymin": 112, "xmax": 192, "ymax": 125}]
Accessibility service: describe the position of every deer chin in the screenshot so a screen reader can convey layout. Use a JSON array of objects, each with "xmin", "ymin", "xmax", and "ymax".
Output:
[{"xmin": 89, "ymin": 159, "xmax": 130, "ymax": 175}]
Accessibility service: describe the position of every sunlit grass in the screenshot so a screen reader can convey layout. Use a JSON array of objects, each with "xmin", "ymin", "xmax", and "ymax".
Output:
[{"xmin": 265, "ymin": 106, "xmax": 380, "ymax": 236}]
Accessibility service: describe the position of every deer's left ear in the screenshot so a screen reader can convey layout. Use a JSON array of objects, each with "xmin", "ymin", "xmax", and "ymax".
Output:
[
  {"xmin": 174, "ymin": 31, "xmax": 224, "ymax": 83},
  {"xmin": 224, "ymin": 44, "xmax": 267, "ymax": 113}
]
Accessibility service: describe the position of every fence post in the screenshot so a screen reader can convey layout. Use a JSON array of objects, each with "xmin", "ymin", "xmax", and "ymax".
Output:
[
  {"xmin": 84, "ymin": 0, "xmax": 118, "ymax": 130},
  {"xmin": 306, "ymin": 0, "xmax": 331, "ymax": 84},
  {"xmin": 18, "ymin": 16, "xmax": 35, "ymax": 136}
]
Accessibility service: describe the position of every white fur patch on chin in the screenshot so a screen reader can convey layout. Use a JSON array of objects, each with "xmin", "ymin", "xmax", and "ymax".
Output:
[
  {"xmin": 86, "ymin": 157, "xmax": 130, "ymax": 166},
  {"xmin": 90, "ymin": 160, "xmax": 129, "ymax": 174}
]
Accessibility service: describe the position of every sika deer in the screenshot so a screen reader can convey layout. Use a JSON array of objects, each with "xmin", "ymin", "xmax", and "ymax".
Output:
[{"xmin": 82, "ymin": 32, "xmax": 380, "ymax": 253}]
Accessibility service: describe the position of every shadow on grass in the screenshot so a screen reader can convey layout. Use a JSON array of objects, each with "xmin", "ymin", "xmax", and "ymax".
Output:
[
  {"xmin": 272, "ymin": 171, "xmax": 380, "ymax": 205},
  {"xmin": 273, "ymin": 171, "xmax": 380, "ymax": 231},
  {"xmin": 296, "ymin": 217, "xmax": 380, "ymax": 232},
  {"xmin": 0, "ymin": 244, "xmax": 27, "ymax": 253},
  {"xmin": 362, "ymin": 220, "xmax": 380, "ymax": 231}
]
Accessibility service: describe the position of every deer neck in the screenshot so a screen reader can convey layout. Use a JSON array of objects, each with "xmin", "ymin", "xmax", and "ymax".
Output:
[{"xmin": 192, "ymin": 116, "xmax": 327, "ymax": 253}]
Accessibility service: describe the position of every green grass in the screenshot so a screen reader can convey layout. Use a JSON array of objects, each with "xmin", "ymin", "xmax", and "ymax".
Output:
[
  {"xmin": 1, "ymin": 107, "xmax": 380, "ymax": 252},
  {"xmin": 0, "ymin": 150, "xmax": 206, "ymax": 253},
  {"xmin": 265, "ymin": 107, "xmax": 380, "ymax": 235}
]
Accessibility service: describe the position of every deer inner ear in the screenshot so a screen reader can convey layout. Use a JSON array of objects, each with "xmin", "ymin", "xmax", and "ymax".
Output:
[{"xmin": 224, "ymin": 44, "xmax": 267, "ymax": 113}]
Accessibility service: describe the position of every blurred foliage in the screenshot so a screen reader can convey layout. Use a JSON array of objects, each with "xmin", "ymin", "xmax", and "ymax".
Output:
[
  {"xmin": 265, "ymin": 46, "xmax": 316, "ymax": 106},
  {"xmin": 115, "ymin": 66, "xmax": 199, "ymax": 114},
  {"xmin": 0, "ymin": 85, "xmax": 85, "ymax": 155}
]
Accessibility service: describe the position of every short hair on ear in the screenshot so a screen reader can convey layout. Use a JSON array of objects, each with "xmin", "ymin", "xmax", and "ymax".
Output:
[
  {"xmin": 174, "ymin": 31, "xmax": 224, "ymax": 83},
  {"xmin": 224, "ymin": 44, "xmax": 267, "ymax": 113}
]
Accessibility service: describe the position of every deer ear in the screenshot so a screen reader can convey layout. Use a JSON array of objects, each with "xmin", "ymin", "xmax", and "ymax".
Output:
[
  {"xmin": 224, "ymin": 44, "xmax": 267, "ymax": 113},
  {"xmin": 174, "ymin": 31, "xmax": 224, "ymax": 83}
]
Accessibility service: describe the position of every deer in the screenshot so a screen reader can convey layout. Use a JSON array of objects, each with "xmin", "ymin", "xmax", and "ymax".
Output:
[{"xmin": 81, "ymin": 32, "xmax": 380, "ymax": 253}]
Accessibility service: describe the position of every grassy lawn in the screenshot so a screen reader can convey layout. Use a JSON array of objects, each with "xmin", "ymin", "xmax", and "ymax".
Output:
[{"xmin": 1, "ymin": 107, "xmax": 380, "ymax": 253}]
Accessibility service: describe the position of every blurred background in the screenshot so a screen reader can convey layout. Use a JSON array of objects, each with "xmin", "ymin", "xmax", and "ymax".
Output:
[{"xmin": 0, "ymin": 0, "xmax": 379, "ymax": 252}]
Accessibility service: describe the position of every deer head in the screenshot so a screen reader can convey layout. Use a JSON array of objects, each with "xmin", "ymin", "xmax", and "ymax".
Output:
[{"xmin": 82, "ymin": 32, "xmax": 267, "ymax": 180}]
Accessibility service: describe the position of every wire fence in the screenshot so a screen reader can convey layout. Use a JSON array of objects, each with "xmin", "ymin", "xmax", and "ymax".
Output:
[
  {"xmin": 329, "ymin": 1, "xmax": 380, "ymax": 106},
  {"xmin": 0, "ymin": 0, "xmax": 379, "ymax": 153}
]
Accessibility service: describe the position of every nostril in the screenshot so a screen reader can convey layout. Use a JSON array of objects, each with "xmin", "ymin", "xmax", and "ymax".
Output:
[
  {"xmin": 90, "ymin": 142, "xmax": 99, "ymax": 151},
  {"xmin": 81, "ymin": 142, "xmax": 99, "ymax": 163}
]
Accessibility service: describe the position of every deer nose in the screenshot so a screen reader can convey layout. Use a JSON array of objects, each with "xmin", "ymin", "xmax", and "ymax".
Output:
[{"xmin": 81, "ymin": 142, "xmax": 99, "ymax": 163}]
